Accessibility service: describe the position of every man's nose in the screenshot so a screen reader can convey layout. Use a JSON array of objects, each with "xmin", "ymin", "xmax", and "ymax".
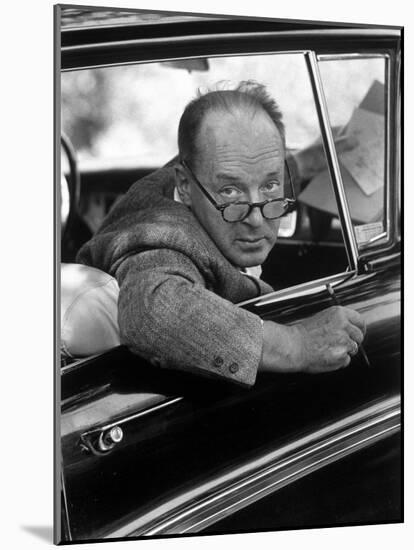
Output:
[{"xmin": 242, "ymin": 204, "xmax": 265, "ymax": 228}]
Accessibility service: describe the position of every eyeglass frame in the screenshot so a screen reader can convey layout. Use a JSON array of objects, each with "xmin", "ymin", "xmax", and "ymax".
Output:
[{"xmin": 180, "ymin": 158, "xmax": 297, "ymax": 223}]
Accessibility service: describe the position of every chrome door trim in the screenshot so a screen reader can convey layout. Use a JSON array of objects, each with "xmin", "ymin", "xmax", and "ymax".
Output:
[
  {"xmin": 237, "ymin": 269, "xmax": 356, "ymax": 308},
  {"xmin": 304, "ymin": 51, "xmax": 360, "ymax": 272},
  {"xmin": 78, "ymin": 396, "xmax": 184, "ymax": 455},
  {"xmin": 106, "ymin": 395, "xmax": 400, "ymax": 538}
]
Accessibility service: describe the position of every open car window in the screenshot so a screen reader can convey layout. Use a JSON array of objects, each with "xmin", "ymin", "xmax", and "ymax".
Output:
[
  {"xmin": 62, "ymin": 53, "xmax": 323, "ymax": 165},
  {"xmin": 61, "ymin": 51, "xmax": 370, "ymax": 292}
]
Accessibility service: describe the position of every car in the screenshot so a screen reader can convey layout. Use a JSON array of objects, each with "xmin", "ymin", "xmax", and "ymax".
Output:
[{"xmin": 56, "ymin": 5, "xmax": 402, "ymax": 544}]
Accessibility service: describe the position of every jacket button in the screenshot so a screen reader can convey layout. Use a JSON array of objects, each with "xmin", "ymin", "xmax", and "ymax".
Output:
[
  {"xmin": 213, "ymin": 355, "xmax": 224, "ymax": 368},
  {"xmin": 229, "ymin": 363, "xmax": 239, "ymax": 374}
]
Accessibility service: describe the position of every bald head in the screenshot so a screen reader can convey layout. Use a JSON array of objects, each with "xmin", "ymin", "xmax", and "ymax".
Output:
[{"xmin": 178, "ymin": 81, "xmax": 285, "ymax": 169}]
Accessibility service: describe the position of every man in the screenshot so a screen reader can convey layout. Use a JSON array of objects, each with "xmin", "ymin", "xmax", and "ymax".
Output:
[{"xmin": 77, "ymin": 81, "xmax": 365, "ymax": 387}]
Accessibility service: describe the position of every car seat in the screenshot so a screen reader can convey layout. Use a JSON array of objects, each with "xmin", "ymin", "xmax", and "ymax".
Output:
[{"xmin": 61, "ymin": 263, "xmax": 120, "ymax": 359}]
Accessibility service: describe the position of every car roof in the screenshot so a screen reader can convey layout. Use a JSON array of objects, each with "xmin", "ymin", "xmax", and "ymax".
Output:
[
  {"xmin": 60, "ymin": 6, "xmax": 223, "ymax": 29},
  {"xmin": 59, "ymin": 5, "xmax": 401, "ymax": 72},
  {"xmin": 59, "ymin": 4, "xmax": 401, "ymax": 32}
]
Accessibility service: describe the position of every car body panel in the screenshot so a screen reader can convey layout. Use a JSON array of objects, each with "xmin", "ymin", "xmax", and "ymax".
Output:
[{"xmin": 60, "ymin": 257, "xmax": 400, "ymax": 540}]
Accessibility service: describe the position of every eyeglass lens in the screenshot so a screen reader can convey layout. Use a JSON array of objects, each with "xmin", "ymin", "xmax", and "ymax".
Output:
[{"xmin": 223, "ymin": 200, "xmax": 289, "ymax": 222}]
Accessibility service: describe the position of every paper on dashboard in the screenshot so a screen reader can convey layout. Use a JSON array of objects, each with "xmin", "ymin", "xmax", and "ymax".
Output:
[{"xmin": 340, "ymin": 107, "xmax": 385, "ymax": 196}]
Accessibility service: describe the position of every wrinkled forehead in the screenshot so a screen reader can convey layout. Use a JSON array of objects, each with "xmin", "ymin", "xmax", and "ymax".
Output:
[{"xmin": 195, "ymin": 108, "xmax": 285, "ymax": 167}]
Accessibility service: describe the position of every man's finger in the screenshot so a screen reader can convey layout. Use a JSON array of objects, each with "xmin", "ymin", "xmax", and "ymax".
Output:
[
  {"xmin": 327, "ymin": 353, "xmax": 352, "ymax": 371},
  {"xmin": 343, "ymin": 308, "xmax": 366, "ymax": 334},
  {"xmin": 346, "ymin": 324, "xmax": 365, "ymax": 345},
  {"xmin": 347, "ymin": 339, "xmax": 359, "ymax": 356}
]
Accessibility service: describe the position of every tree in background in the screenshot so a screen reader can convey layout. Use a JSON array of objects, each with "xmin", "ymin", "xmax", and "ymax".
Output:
[{"xmin": 62, "ymin": 69, "xmax": 112, "ymax": 157}]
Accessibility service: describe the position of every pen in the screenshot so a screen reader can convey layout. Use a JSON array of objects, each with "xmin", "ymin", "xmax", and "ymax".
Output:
[{"xmin": 326, "ymin": 283, "xmax": 371, "ymax": 368}]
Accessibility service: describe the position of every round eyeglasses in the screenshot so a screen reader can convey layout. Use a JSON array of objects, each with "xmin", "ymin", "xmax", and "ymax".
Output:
[{"xmin": 181, "ymin": 159, "xmax": 297, "ymax": 223}]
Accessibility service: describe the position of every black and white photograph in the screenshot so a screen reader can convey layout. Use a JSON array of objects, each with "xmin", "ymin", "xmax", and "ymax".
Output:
[{"xmin": 55, "ymin": 2, "xmax": 402, "ymax": 545}]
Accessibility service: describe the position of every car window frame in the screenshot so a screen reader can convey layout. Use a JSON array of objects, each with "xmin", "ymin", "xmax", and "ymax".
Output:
[{"xmin": 317, "ymin": 52, "xmax": 397, "ymax": 254}]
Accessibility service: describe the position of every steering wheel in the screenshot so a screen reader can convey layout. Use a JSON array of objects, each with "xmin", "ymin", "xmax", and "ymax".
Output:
[
  {"xmin": 62, "ymin": 133, "xmax": 96, "ymax": 262},
  {"xmin": 61, "ymin": 133, "xmax": 81, "ymax": 239}
]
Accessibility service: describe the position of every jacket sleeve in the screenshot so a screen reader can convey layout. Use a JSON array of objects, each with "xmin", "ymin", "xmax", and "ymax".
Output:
[{"xmin": 115, "ymin": 249, "xmax": 264, "ymax": 387}]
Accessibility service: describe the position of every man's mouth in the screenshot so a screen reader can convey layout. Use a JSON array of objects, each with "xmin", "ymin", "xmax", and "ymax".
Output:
[
  {"xmin": 237, "ymin": 237, "xmax": 265, "ymax": 243},
  {"xmin": 236, "ymin": 236, "xmax": 266, "ymax": 249}
]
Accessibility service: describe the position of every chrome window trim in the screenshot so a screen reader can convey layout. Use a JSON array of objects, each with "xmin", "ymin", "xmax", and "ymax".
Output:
[
  {"xmin": 237, "ymin": 270, "xmax": 356, "ymax": 308},
  {"xmin": 317, "ymin": 53, "xmax": 391, "ymax": 61},
  {"xmin": 395, "ymin": 48, "xmax": 401, "ymax": 241},
  {"xmin": 358, "ymin": 231, "xmax": 388, "ymax": 250},
  {"xmin": 305, "ymin": 51, "xmax": 360, "ymax": 271},
  {"xmin": 384, "ymin": 53, "xmax": 392, "ymax": 245},
  {"xmin": 106, "ymin": 395, "xmax": 400, "ymax": 537},
  {"xmin": 61, "ymin": 48, "xmax": 307, "ymax": 72}
]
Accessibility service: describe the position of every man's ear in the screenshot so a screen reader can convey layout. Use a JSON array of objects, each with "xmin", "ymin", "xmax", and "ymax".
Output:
[{"xmin": 174, "ymin": 163, "xmax": 193, "ymax": 207}]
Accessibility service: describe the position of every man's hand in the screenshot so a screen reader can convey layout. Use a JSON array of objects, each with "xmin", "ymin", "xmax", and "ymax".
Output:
[{"xmin": 260, "ymin": 306, "xmax": 366, "ymax": 374}]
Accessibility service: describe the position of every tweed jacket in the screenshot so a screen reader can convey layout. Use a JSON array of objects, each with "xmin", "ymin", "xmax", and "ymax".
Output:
[{"xmin": 77, "ymin": 164, "xmax": 274, "ymax": 387}]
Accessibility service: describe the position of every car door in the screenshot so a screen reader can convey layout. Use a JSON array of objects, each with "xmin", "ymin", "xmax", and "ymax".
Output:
[{"xmin": 58, "ymin": 11, "xmax": 401, "ymax": 542}]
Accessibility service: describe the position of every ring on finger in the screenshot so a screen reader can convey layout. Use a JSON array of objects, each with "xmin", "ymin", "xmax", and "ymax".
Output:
[{"xmin": 349, "ymin": 341, "xmax": 359, "ymax": 356}]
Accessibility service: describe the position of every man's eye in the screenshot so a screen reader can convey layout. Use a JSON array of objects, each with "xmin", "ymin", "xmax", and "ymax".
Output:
[
  {"xmin": 262, "ymin": 181, "xmax": 281, "ymax": 193},
  {"xmin": 220, "ymin": 187, "xmax": 242, "ymax": 199}
]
